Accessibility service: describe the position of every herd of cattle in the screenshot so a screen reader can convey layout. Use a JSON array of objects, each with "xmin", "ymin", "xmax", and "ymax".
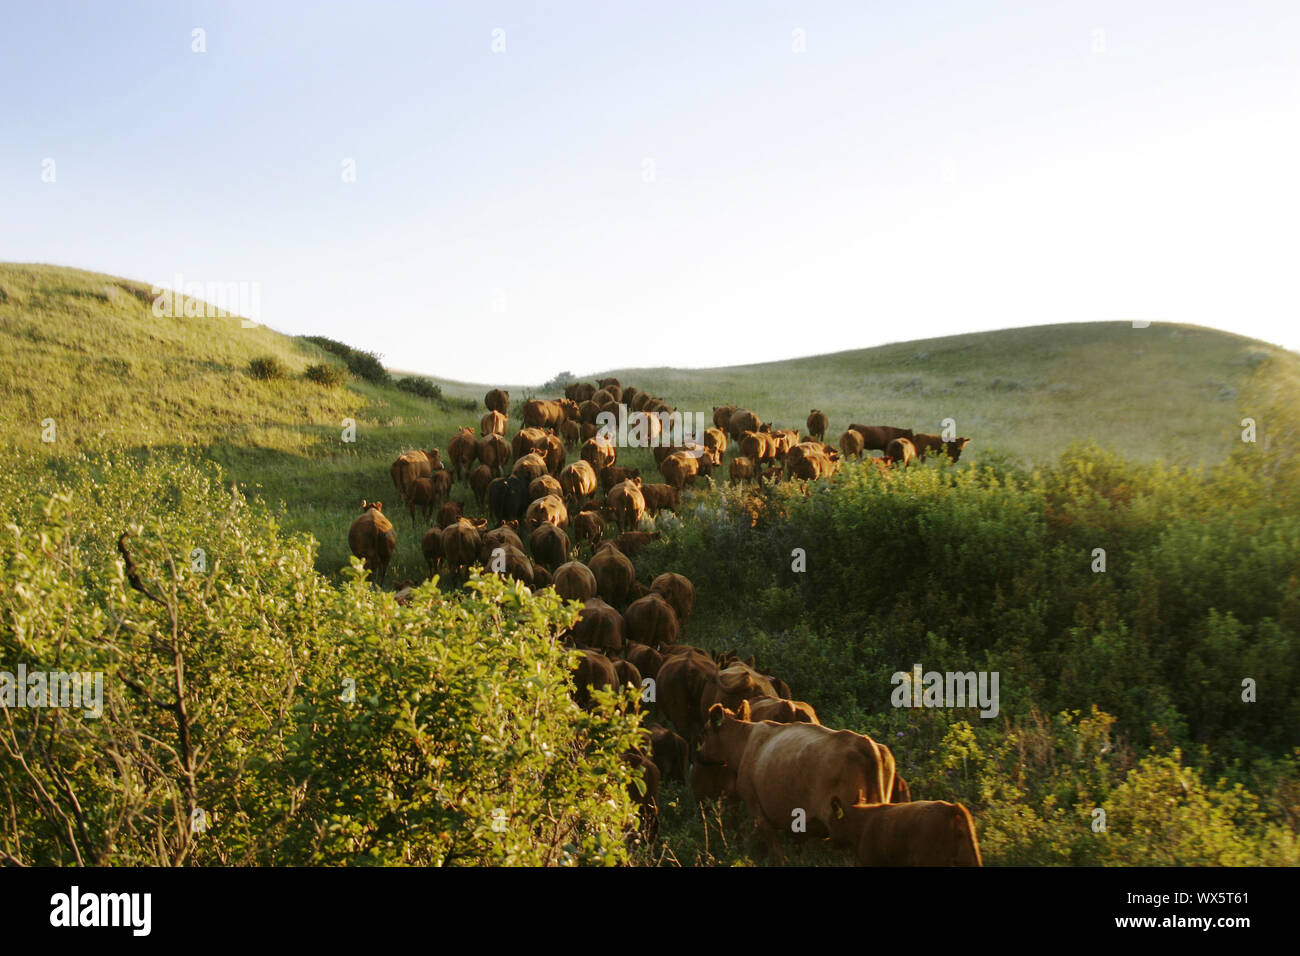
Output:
[{"xmin": 345, "ymin": 379, "xmax": 981, "ymax": 866}]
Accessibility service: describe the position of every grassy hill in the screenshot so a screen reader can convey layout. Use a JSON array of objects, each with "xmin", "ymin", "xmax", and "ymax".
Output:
[{"xmin": 3, "ymin": 262, "xmax": 1297, "ymax": 586}]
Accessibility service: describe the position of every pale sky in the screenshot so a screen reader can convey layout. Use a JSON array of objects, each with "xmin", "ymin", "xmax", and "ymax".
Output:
[{"xmin": 3, "ymin": 1, "xmax": 1298, "ymax": 382}]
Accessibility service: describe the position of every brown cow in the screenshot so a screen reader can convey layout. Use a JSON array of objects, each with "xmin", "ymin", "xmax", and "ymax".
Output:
[
  {"xmin": 699, "ymin": 663, "xmax": 778, "ymax": 722},
  {"xmin": 436, "ymin": 500, "xmax": 464, "ymax": 529},
  {"xmin": 649, "ymin": 572, "xmax": 694, "ymax": 630},
  {"xmin": 542, "ymin": 432, "xmax": 567, "ymax": 475},
  {"xmin": 698, "ymin": 701, "xmax": 896, "ymax": 845},
  {"xmin": 659, "ymin": 450, "xmax": 706, "ymax": 491},
  {"xmin": 481, "ymin": 521, "xmax": 524, "ymax": 558},
  {"xmin": 704, "ymin": 426, "xmax": 728, "ymax": 459},
  {"xmin": 624, "ymin": 591, "xmax": 679, "ymax": 649},
  {"xmin": 691, "ymin": 762, "xmax": 739, "ymax": 805},
  {"xmin": 572, "ymin": 648, "xmax": 618, "ymax": 710},
  {"xmin": 480, "ymin": 410, "xmax": 507, "ymax": 436},
  {"xmin": 559, "ymin": 419, "xmax": 581, "ymax": 448},
  {"xmin": 553, "ymin": 560, "xmax": 597, "ymax": 603},
  {"xmin": 421, "ymin": 527, "xmax": 441, "ymax": 574},
  {"xmin": 525, "ymin": 493, "xmax": 568, "ymax": 531},
  {"xmin": 892, "ymin": 776, "xmax": 912, "ymax": 803},
  {"xmin": 607, "ymin": 478, "xmax": 646, "ymax": 533},
  {"xmin": 440, "ymin": 516, "xmax": 487, "ymax": 579},
  {"xmin": 839, "ymin": 429, "xmax": 866, "ymax": 460},
  {"xmin": 487, "ymin": 543, "xmax": 535, "ymax": 586},
  {"xmin": 848, "ymin": 424, "xmax": 914, "ymax": 451},
  {"xmin": 614, "ymin": 658, "xmax": 642, "ymax": 693},
  {"xmin": 448, "ymin": 427, "xmax": 478, "ymax": 481},
  {"xmin": 611, "ymin": 531, "xmax": 661, "ymax": 557},
  {"xmin": 403, "ymin": 477, "xmax": 438, "ymax": 526},
  {"xmin": 639, "ymin": 482, "xmax": 680, "ymax": 514},
  {"xmin": 511, "ymin": 452, "xmax": 549, "ymax": 483},
  {"xmin": 348, "ymin": 502, "xmax": 397, "ymax": 587},
  {"xmin": 478, "ymin": 434, "xmax": 511, "ymax": 477},
  {"xmin": 510, "ymin": 427, "xmax": 549, "ymax": 461},
  {"xmin": 806, "ymin": 410, "xmax": 829, "ymax": 443},
  {"xmin": 624, "ymin": 640, "xmax": 664, "ymax": 682},
  {"xmin": 647, "ymin": 725, "xmax": 690, "ymax": 783},
  {"xmin": 469, "ymin": 464, "xmax": 494, "ymax": 508},
  {"xmin": 580, "ymin": 436, "xmax": 617, "ymax": 471},
  {"xmin": 573, "ymin": 509, "xmax": 606, "ymax": 550},
  {"xmin": 910, "ymin": 433, "xmax": 971, "ymax": 462},
  {"xmin": 485, "ymin": 388, "xmax": 510, "ymax": 415},
  {"xmin": 559, "ymin": 460, "xmax": 598, "ymax": 509},
  {"xmin": 588, "ymin": 540, "xmax": 635, "ymax": 609},
  {"xmin": 657, "ymin": 648, "xmax": 718, "ymax": 746},
  {"xmin": 570, "ymin": 596, "xmax": 625, "ymax": 655},
  {"xmin": 600, "ymin": 465, "xmax": 640, "ymax": 493},
  {"xmin": 523, "ymin": 398, "xmax": 566, "ymax": 429},
  {"xmin": 828, "ymin": 798, "xmax": 982, "ymax": 867},
  {"xmin": 712, "ymin": 405, "xmax": 737, "ymax": 431},
  {"xmin": 529, "ymin": 521, "xmax": 570, "ymax": 570},
  {"xmin": 884, "ymin": 437, "xmax": 916, "ymax": 467},
  {"xmin": 730, "ymin": 456, "xmax": 756, "ymax": 484},
  {"xmin": 389, "ymin": 449, "xmax": 440, "ymax": 498},
  {"xmin": 529, "ymin": 474, "xmax": 563, "ymax": 502},
  {"xmin": 747, "ymin": 696, "xmax": 821, "ymax": 725},
  {"xmin": 727, "ymin": 409, "xmax": 760, "ymax": 440}
]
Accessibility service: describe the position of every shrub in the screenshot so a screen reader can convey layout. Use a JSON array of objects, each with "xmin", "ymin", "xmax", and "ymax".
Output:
[
  {"xmin": 542, "ymin": 371, "xmax": 577, "ymax": 392},
  {"xmin": 396, "ymin": 376, "xmax": 442, "ymax": 400},
  {"xmin": 248, "ymin": 356, "xmax": 287, "ymax": 380},
  {"xmin": 300, "ymin": 335, "xmax": 391, "ymax": 385},
  {"xmin": 0, "ymin": 456, "xmax": 645, "ymax": 865},
  {"xmin": 305, "ymin": 363, "xmax": 348, "ymax": 387}
]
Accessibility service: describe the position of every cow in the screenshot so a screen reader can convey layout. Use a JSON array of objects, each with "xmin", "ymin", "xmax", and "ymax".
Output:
[
  {"xmin": 610, "ymin": 531, "xmax": 661, "ymax": 557},
  {"xmin": 477, "ymin": 434, "xmax": 511, "ymax": 477},
  {"xmin": 469, "ymin": 464, "xmax": 494, "ymax": 508},
  {"xmin": 649, "ymin": 572, "xmax": 694, "ymax": 631},
  {"xmin": 523, "ymin": 398, "xmax": 567, "ymax": 429},
  {"xmin": 727, "ymin": 409, "xmax": 760, "ymax": 440},
  {"xmin": 529, "ymin": 474, "xmax": 563, "ymax": 502},
  {"xmin": 730, "ymin": 456, "xmax": 756, "ymax": 484},
  {"xmin": 485, "ymin": 388, "xmax": 510, "ymax": 415},
  {"xmin": 529, "ymin": 521, "xmax": 570, "ymax": 570},
  {"xmin": 559, "ymin": 460, "xmax": 598, "ymax": 509},
  {"xmin": 440, "ymin": 517, "xmax": 487, "ymax": 580},
  {"xmin": 420, "ymin": 527, "xmax": 442, "ymax": 575},
  {"xmin": 481, "ymin": 521, "xmax": 525, "ymax": 559},
  {"xmin": 572, "ymin": 648, "xmax": 619, "ymax": 711},
  {"xmin": 348, "ymin": 502, "xmax": 397, "ymax": 587},
  {"xmin": 436, "ymin": 500, "xmax": 464, "ymax": 529},
  {"xmin": 647, "ymin": 725, "xmax": 690, "ymax": 784},
  {"xmin": 703, "ymin": 427, "xmax": 728, "ymax": 459},
  {"xmin": 389, "ymin": 450, "xmax": 440, "ymax": 498},
  {"xmin": 565, "ymin": 381, "xmax": 596, "ymax": 402},
  {"xmin": 560, "ymin": 419, "xmax": 581, "ymax": 448},
  {"xmin": 747, "ymin": 696, "xmax": 820, "ymax": 724},
  {"xmin": 532, "ymin": 565, "xmax": 552, "ymax": 589},
  {"xmin": 480, "ymin": 410, "xmax": 508, "ymax": 436},
  {"xmin": 839, "ymin": 429, "xmax": 866, "ymax": 460},
  {"xmin": 712, "ymin": 405, "xmax": 738, "ymax": 432},
  {"xmin": 910, "ymin": 433, "xmax": 971, "ymax": 462},
  {"xmin": 511, "ymin": 452, "xmax": 549, "ymax": 483},
  {"xmin": 790, "ymin": 450, "xmax": 840, "ymax": 481},
  {"xmin": 657, "ymin": 647, "xmax": 717, "ymax": 747},
  {"xmin": 600, "ymin": 465, "xmax": 641, "ymax": 493},
  {"xmin": 660, "ymin": 450, "xmax": 706, "ymax": 491},
  {"xmin": 699, "ymin": 662, "xmax": 778, "ymax": 722},
  {"xmin": 624, "ymin": 641, "xmax": 664, "ymax": 682},
  {"xmin": 847, "ymin": 424, "xmax": 914, "ymax": 452},
  {"xmin": 806, "ymin": 410, "xmax": 829, "ymax": 443},
  {"xmin": 625, "ymin": 749, "xmax": 660, "ymax": 842},
  {"xmin": 624, "ymin": 591, "xmax": 679, "ymax": 649},
  {"xmin": 403, "ymin": 477, "xmax": 438, "ymax": 526},
  {"xmin": 573, "ymin": 509, "xmax": 606, "ymax": 550},
  {"xmin": 588, "ymin": 540, "xmax": 636, "ymax": 609},
  {"xmin": 511, "ymin": 427, "xmax": 549, "ymax": 461},
  {"xmin": 691, "ymin": 762, "xmax": 739, "ymax": 806},
  {"xmin": 614, "ymin": 659, "xmax": 643, "ymax": 694},
  {"xmin": 697, "ymin": 701, "xmax": 896, "ymax": 849},
  {"xmin": 569, "ymin": 596, "xmax": 625, "ymax": 655},
  {"xmin": 639, "ymin": 482, "xmax": 680, "ymax": 515},
  {"xmin": 607, "ymin": 478, "xmax": 646, "ymax": 533},
  {"xmin": 487, "ymin": 543, "xmax": 535, "ymax": 586},
  {"xmin": 553, "ymin": 560, "xmax": 598, "ymax": 603},
  {"xmin": 827, "ymin": 798, "xmax": 982, "ymax": 867},
  {"xmin": 580, "ymin": 436, "xmax": 617, "ymax": 472},
  {"xmin": 542, "ymin": 432, "xmax": 567, "ymax": 476},
  {"xmin": 487, "ymin": 474, "xmax": 529, "ymax": 524},
  {"xmin": 884, "ymin": 437, "xmax": 916, "ymax": 467},
  {"xmin": 525, "ymin": 493, "xmax": 568, "ymax": 531},
  {"xmin": 448, "ymin": 427, "xmax": 478, "ymax": 481}
]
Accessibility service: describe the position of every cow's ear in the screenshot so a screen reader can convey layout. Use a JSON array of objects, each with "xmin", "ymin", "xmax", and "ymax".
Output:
[
  {"xmin": 708, "ymin": 704, "xmax": 724, "ymax": 729},
  {"xmin": 375, "ymin": 502, "xmax": 383, "ymax": 510},
  {"xmin": 739, "ymin": 699, "xmax": 752, "ymax": 721}
]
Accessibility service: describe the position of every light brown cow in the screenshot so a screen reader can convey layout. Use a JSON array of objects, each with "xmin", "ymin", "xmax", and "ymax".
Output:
[
  {"xmin": 525, "ymin": 493, "xmax": 568, "ymax": 531},
  {"xmin": 607, "ymin": 478, "xmax": 646, "ymax": 533},
  {"xmin": 448, "ymin": 427, "xmax": 478, "ymax": 481},
  {"xmin": 884, "ymin": 437, "xmax": 916, "ymax": 467},
  {"xmin": 480, "ymin": 410, "xmax": 508, "ymax": 436},
  {"xmin": 828, "ymin": 798, "xmax": 982, "ymax": 867},
  {"xmin": 559, "ymin": 460, "xmax": 598, "ymax": 508},
  {"xmin": 511, "ymin": 452, "xmax": 549, "ymax": 483},
  {"xmin": 511, "ymin": 427, "xmax": 550, "ymax": 461},
  {"xmin": 529, "ymin": 474, "xmax": 563, "ymax": 502},
  {"xmin": 839, "ymin": 429, "xmax": 866, "ymax": 460},
  {"xmin": 478, "ymin": 434, "xmax": 511, "ymax": 477},
  {"xmin": 747, "ymin": 696, "xmax": 821, "ymax": 725},
  {"xmin": 349, "ymin": 501, "xmax": 397, "ymax": 586},
  {"xmin": 580, "ymin": 436, "xmax": 617, "ymax": 471}
]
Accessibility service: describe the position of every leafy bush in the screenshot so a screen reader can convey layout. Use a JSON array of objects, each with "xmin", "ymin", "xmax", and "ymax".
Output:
[
  {"xmin": 300, "ymin": 335, "xmax": 391, "ymax": 385},
  {"xmin": 543, "ymin": 371, "xmax": 577, "ymax": 392},
  {"xmin": 0, "ymin": 455, "xmax": 644, "ymax": 866},
  {"xmin": 305, "ymin": 363, "xmax": 348, "ymax": 387},
  {"xmin": 396, "ymin": 376, "xmax": 442, "ymax": 399},
  {"xmin": 248, "ymin": 356, "xmax": 287, "ymax": 380}
]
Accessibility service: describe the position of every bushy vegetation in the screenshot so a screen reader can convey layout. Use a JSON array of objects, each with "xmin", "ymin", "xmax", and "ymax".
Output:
[
  {"xmin": 396, "ymin": 376, "xmax": 443, "ymax": 399},
  {"xmin": 636, "ymin": 440, "xmax": 1300, "ymax": 864},
  {"xmin": 248, "ymin": 356, "xmax": 288, "ymax": 380},
  {"xmin": 0, "ymin": 456, "xmax": 644, "ymax": 866},
  {"xmin": 305, "ymin": 362, "xmax": 349, "ymax": 388},
  {"xmin": 300, "ymin": 335, "xmax": 391, "ymax": 385},
  {"xmin": 542, "ymin": 370, "xmax": 577, "ymax": 391}
]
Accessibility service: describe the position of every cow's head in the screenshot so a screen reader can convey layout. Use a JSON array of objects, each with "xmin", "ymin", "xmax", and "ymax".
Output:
[{"xmin": 698, "ymin": 701, "xmax": 752, "ymax": 767}]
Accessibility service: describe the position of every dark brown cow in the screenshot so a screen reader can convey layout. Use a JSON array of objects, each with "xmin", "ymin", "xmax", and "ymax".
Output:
[
  {"xmin": 712, "ymin": 405, "xmax": 738, "ymax": 431},
  {"xmin": 806, "ymin": 409, "xmax": 829, "ymax": 443},
  {"xmin": 349, "ymin": 501, "xmax": 397, "ymax": 587},
  {"xmin": 910, "ymin": 433, "xmax": 971, "ymax": 462},
  {"xmin": 624, "ymin": 640, "xmax": 664, "ymax": 682},
  {"xmin": 560, "ymin": 419, "xmax": 581, "ymax": 448},
  {"xmin": 487, "ymin": 542, "xmax": 535, "ymax": 586},
  {"xmin": 847, "ymin": 424, "xmax": 914, "ymax": 451},
  {"xmin": 481, "ymin": 521, "xmax": 524, "ymax": 558},
  {"xmin": 588, "ymin": 540, "xmax": 635, "ymax": 609},
  {"xmin": 420, "ymin": 527, "xmax": 441, "ymax": 574},
  {"xmin": 572, "ymin": 648, "xmax": 618, "ymax": 710},
  {"xmin": 611, "ymin": 531, "xmax": 661, "ymax": 557},
  {"xmin": 730, "ymin": 456, "xmax": 756, "ymax": 483},
  {"xmin": 600, "ymin": 465, "xmax": 641, "ymax": 493},
  {"xmin": 624, "ymin": 591, "xmax": 679, "ymax": 649},
  {"xmin": 436, "ymin": 500, "xmax": 464, "ymax": 529},
  {"xmin": 573, "ymin": 509, "xmax": 606, "ymax": 550},
  {"xmin": 639, "ymin": 482, "xmax": 680, "ymax": 514},
  {"xmin": 448, "ymin": 427, "xmax": 478, "ymax": 481},
  {"xmin": 828, "ymin": 798, "xmax": 982, "ymax": 866},
  {"xmin": 570, "ymin": 596, "xmax": 625, "ymax": 655},
  {"xmin": 649, "ymin": 572, "xmax": 695, "ymax": 630},
  {"xmin": 469, "ymin": 464, "xmax": 494, "ymax": 508},
  {"xmin": 727, "ymin": 409, "xmax": 760, "ymax": 440},
  {"xmin": 884, "ymin": 437, "xmax": 916, "ymax": 467},
  {"xmin": 657, "ymin": 647, "xmax": 718, "ymax": 746},
  {"xmin": 647, "ymin": 725, "xmax": 690, "ymax": 783},
  {"xmin": 403, "ymin": 477, "xmax": 438, "ymax": 526},
  {"xmin": 553, "ymin": 560, "xmax": 597, "ymax": 602},
  {"xmin": 440, "ymin": 516, "xmax": 487, "ymax": 579},
  {"xmin": 485, "ymin": 388, "xmax": 510, "ymax": 415},
  {"xmin": 529, "ymin": 521, "xmax": 570, "ymax": 570}
]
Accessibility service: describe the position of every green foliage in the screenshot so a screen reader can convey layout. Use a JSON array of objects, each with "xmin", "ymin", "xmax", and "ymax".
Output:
[
  {"xmin": 396, "ymin": 376, "xmax": 443, "ymax": 399},
  {"xmin": 305, "ymin": 362, "xmax": 349, "ymax": 388},
  {"xmin": 542, "ymin": 371, "xmax": 577, "ymax": 392},
  {"xmin": 0, "ymin": 455, "xmax": 644, "ymax": 866},
  {"xmin": 248, "ymin": 355, "xmax": 288, "ymax": 380},
  {"xmin": 300, "ymin": 335, "xmax": 391, "ymax": 385}
]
